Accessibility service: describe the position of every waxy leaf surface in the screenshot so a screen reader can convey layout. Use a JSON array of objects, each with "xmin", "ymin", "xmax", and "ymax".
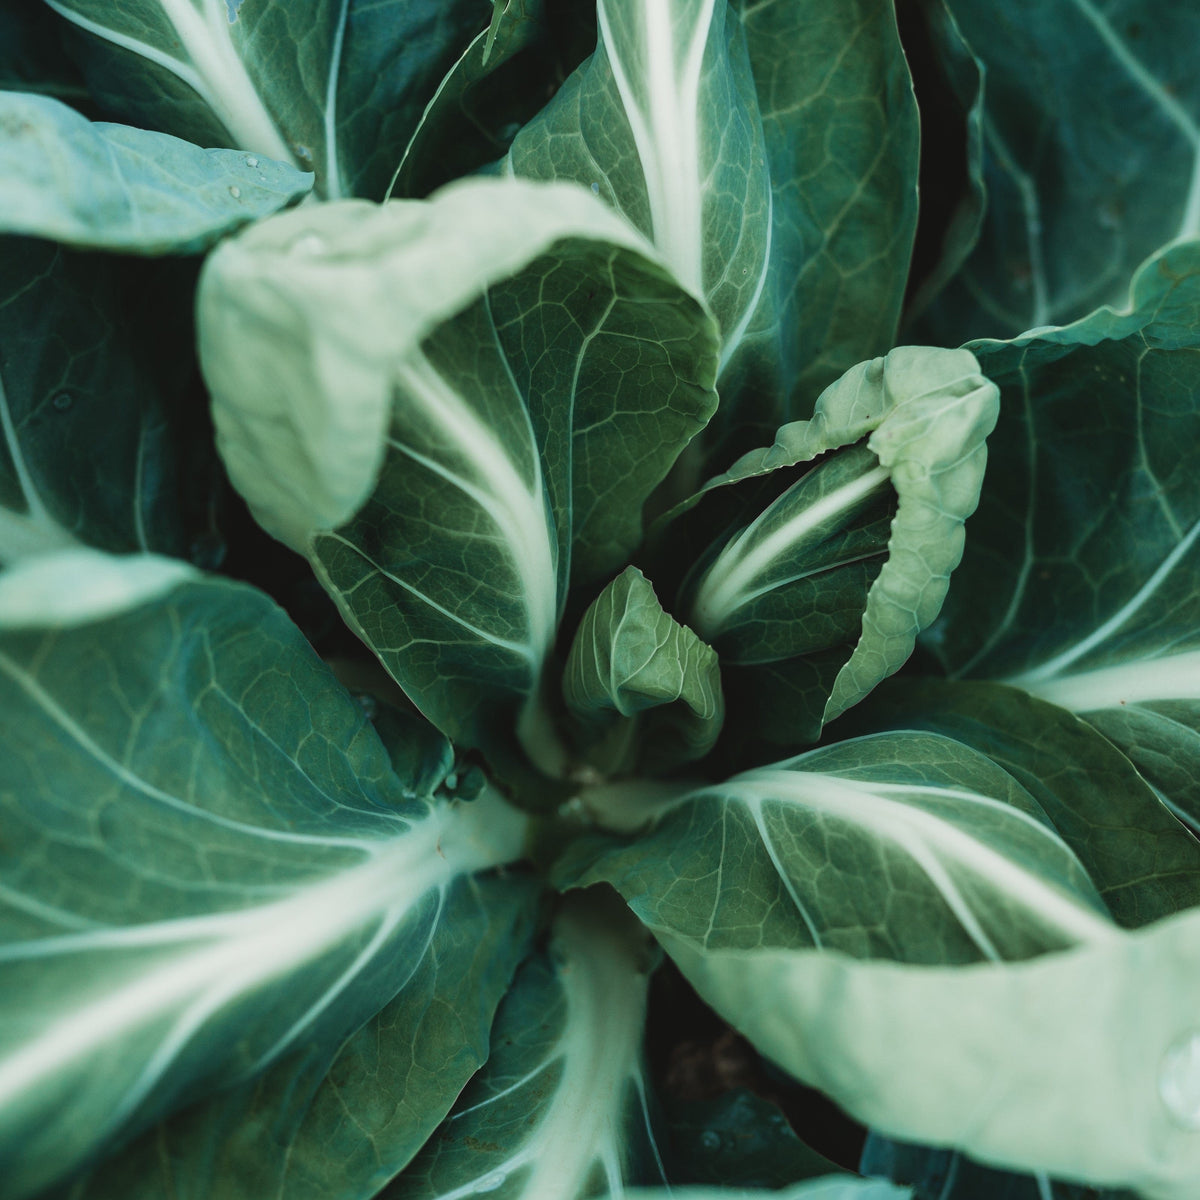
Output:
[{"xmin": 0, "ymin": 554, "xmax": 532, "ymax": 1198}]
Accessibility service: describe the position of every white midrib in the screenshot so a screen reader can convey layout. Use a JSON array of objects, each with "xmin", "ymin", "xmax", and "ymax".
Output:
[
  {"xmin": 0, "ymin": 794, "xmax": 524, "ymax": 1114},
  {"xmin": 736, "ymin": 771, "xmax": 1117, "ymax": 954},
  {"xmin": 599, "ymin": 0, "xmax": 716, "ymax": 296},
  {"xmin": 690, "ymin": 462, "xmax": 891, "ymax": 637},
  {"xmin": 394, "ymin": 353, "xmax": 558, "ymax": 668},
  {"xmin": 322, "ymin": 0, "xmax": 350, "ymax": 198},
  {"xmin": 1016, "ymin": 647, "xmax": 1200, "ymax": 713},
  {"xmin": 0, "ymin": 370, "xmax": 79, "ymax": 564},
  {"xmin": 0, "ymin": 813, "xmax": 450, "ymax": 1110},
  {"xmin": 43, "ymin": 0, "xmax": 295, "ymax": 166},
  {"xmin": 431, "ymin": 910, "xmax": 649, "ymax": 1200}
]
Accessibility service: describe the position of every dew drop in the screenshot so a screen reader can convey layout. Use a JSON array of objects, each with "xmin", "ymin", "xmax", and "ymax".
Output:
[
  {"xmin": 699, "ymin": 1130, "xmax": 721, "ymax": 1152},
  {"xmin": 228, "ymin": 185, "xmax": 242, "ymax": 199},
  {"xmin": 52, "ymin": 392, "xmax": 72, "ymax": 412},
  {"xmin": 1159, "ymin": 1030, "xmax": 1200, "ymax": 1128},
  {"xmin": 444, "ymin": 771, "xmax": 459, "ymax": 791},
  {"xmin": 472, "ymin": 1171, "xmax": 508, "ymax": 1194},
  {"xmin": 354, "ymin": 693, "xmax": 378, "ymax": 720},
  {"xmin": 291, "ymin": 233, "xmax": 327, "ymax": 256},
  {"xmin": 245, "ymin": 156, "xmax": 259, "ymax": 168},
  {"xmin": 590, "ymin": 181, "xmax": 600, "ymax": 195}
]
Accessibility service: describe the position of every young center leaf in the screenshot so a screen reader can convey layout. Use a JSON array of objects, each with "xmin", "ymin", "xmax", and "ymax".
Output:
[
  {"xmin": 660, "ymin": 345, "xmax": 998, "ymax": 748},
  {"xmin": 0, "ymin": 551, "xmax": 536, "ymax": 1199},
  {"xmin": 382, "ymin": 892, "xmax": 661, "ymax": 1200},
  {"xmin": 925, "ymin": 242, "xmax": 1200, "ymax": 827},
  {"xmin": 563, "ymin": 566, "xmax": 724, "ymax": 776},
  {"xmin": 0, "ymin": 92, "xmax": 312, "ymax": 253},
  {"xmin": 198, "ymin": 177, "xmax": 718, "ymax": 769}
]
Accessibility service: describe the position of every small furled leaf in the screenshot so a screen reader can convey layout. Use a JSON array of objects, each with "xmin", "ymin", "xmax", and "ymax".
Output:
[
  {"xmin": 669, "ymin": 346, "xmax": 998, "ymax": 743},
  {"xmin": 920, "ymin": 0, "xmax": 1200, "ymax": 342},
  {"xmin": 557, "ymin": 731, "xmax": 1114, "ymax": 966},
  {"xmin": 0, "ymin": 237, "xmax": 209, "ymax": 565},
  {"xmin": 0, "ymin": 552, "xmax": 531, "ymax": 1199},
  {"xmin": 199, "ymin": 178, "xmax": 717, "ymax": 760},
  {"xmin": 563, "ymin": 566, "xmax": 724, "ymax": 775},
  {"xmin": 658, "ymin": 905, "xmax": 1200, "ymax": 1200},
  {"xmin": 0, "ymin": 92, "xmax": 312, "ymax": 253},
  {"xmin": 383, "ymin": 892, "xmax": 661, "ymax": 1200}
]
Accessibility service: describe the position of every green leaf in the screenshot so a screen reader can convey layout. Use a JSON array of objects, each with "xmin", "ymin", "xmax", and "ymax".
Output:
[
  {"xmin": 557, "ymin": 731, "xmax": 1113, "ymax": 966},
  {"xmin": 381, "ymin": 892, "xmax": 661, "ymax": 1200},
  {"xmin": 851, "ymin": 679, "xmax": 1200, "ymax": 927},
  {"xmin": 919, "ymin": 0, "xmax": 1200, "ymax": 342},
  {"xmin": 503, "ymin": 0, "xmax": 921, "ymax": 441},
  {"xmin": 390, "ymin": 0, "xmax": 554, "ymax": 200},
  {"xmin": 0, "ymin": 552, "xmax": 532, "ymax": 1199},
  {"xmin": 0, "ymin": 92, "xmax": 311, "ymax": 253},
  {"xmin": 925, "ymin": 242, "xmax": 1200, "ymax": 822},
  {"xmin": 199, "ymin": 178, "xmax": 718, "ymax": 763},
  {"xmin": 657, "ymin": 904, "xmax": 1200, "ymax": 1200},
  {"xmin": 671, "ymin": 345, "xmax": 998, "ymax": 741},
  {"xmin": 40, "ymin": 0, "xmax": 490, "ymax": 199},
  {"xmin": 0, "ymin": 237, "xmax": 210, "ymax": 564},
  {"xmin": 727, "ymin": 0, "xmax": 920, "ymax": 431},
  {"xmin": 0, "ymin": 5, "xmax": 89, "ymax": 105},
  {"xmin": 46, "ymin": 873, "xmax": 540, "ymax": 1200},
  {"xmin": 563, "ymin": 566, "xmax": 724, "ymax": 775}
]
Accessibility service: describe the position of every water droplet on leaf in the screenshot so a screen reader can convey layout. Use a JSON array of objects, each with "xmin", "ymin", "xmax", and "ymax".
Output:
[
  {"xmin": 590, "ymin": 182, "xmax": 600, "ymax": 195},
  {"xmin": 52, "ymin": 392, "xmax": 72, "ymax": 411},
  {"xmin": 229, "ymin": 185, "xmax": 241, "ymax": 199},
  {"xmin": 354, "ymin": 693, "xmax": 378, "ymax": 720},
  {"xmin": 1159, "ymin": 1030, "xmax": 1200, "ymax": 1128},
  {"xmin": 245, "ymin": 156, "xmax": 259, "ymax": 168}
]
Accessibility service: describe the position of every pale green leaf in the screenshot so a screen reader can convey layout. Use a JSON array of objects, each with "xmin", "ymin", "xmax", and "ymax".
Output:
[
  {"xmin": 0, "ymin": 92, "xmax": 311, "ymax": 252},
  {"xmin": 659, "ymin": 904, "xmax": 1200, "ymax": 1200},
  {"xmin": 563, "ymin": 566, "xmax": 724, "ymax": 775},
  {"xmin": 0, "ymin": 558, "xmax": 530, "ymax": 1198},
  {"xmin": 200, "ymin": 178, "xmax": 718, "ymax": 762},
  {"xmin": 605, "ymin": 1183, "xmax": 910, "ymax": 1200},
  {"xmin": 670, "ymin": 345, "xmax": 998, "ymax": 742}
]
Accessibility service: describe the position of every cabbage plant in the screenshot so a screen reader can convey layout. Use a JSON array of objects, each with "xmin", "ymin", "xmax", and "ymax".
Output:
[{"xmin": 2, "ymin": 2, "xmax": 1200, "ymax": 1199}]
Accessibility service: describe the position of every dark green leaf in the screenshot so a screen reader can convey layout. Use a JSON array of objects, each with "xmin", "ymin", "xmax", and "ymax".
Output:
[{"xmin": 920, "ymin": 0, "xmax": 1200, "ymax": 342}]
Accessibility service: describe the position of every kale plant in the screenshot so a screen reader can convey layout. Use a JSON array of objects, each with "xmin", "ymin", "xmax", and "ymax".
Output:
[{"xmin": 2, "ymin": 2, "xmax": 1200, "ymax": 1199}]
